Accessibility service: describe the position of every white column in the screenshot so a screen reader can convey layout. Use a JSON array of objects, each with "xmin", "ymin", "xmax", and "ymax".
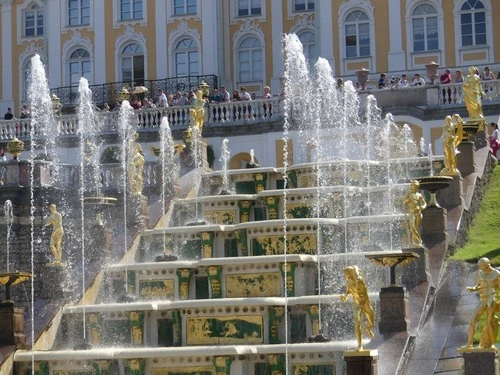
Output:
[
  {"xmin": 316, "ymin": 0, "xmax": 335, "ymax": 72},
  {"xmin": 387, "ymin": 0, "xmax": 406, "ymax": 71},
  {"xmin": 201, "ymin": 0, "xmax": 218, "ymax": 75},
  {"xmin": 1, "ymin": 0, "xmax": 15, "ymax": 110},
  {"xmin": 155, "ymin": 0, "xmax": 167, "ymax": 79},
  {"xmin": 270, "ymin": 0, "xmax": 284, "ymax": 95},
  {"xmin": 46, "ymin": 0, "xmax": 62, "ymax": 87},
  {"xmin": 94, "ymin": 0, "xmax": 106, "ymax": 84}
]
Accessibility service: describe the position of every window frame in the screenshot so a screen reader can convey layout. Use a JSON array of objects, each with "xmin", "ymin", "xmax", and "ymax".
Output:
[
  {"xmin": 411, "ymin": 3, "xmax": 439, "ymax": 52},
  {"xmin": 174, "ymin": 38, "xmax": 200, "ymax": 77},
  {"xmin": 24, "ymin": 3, "xmax": 44, "ymax": 38},
  {"xmin": 460, "ymin": 0, "xmax": 486, "ymax": 47},
  {"xmin": 344, "ymin": 10, "xmax": 371, "ymax": 59},
  {"xmin": 67, "ymin": 0, "xmax": 90, "ymax": 27},
  {"xmin": 237, "ymin": 0, "xmax": 262, "ymax": 18},
  {"xmin": 293, "ymin": 0, "xmax": 315, "ymax": 13},
  {"xmin": 173, "ymin": 0, "xmax": 197, "ymax": 16},
  {"xmin": 237, "ymin": 36, "xmax": 263, "ymax": 84},
  {"xmin": 120, "ymin": 42, "xmax": 145, "ymax": 84},
  {"xmin": 68, "ymin": 48, "xmax": 92, "ymax": 87}
]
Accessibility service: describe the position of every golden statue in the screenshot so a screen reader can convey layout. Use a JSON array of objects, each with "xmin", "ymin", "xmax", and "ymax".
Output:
[
  {"xmin": 440, "ymin": 114, "xmax": 463, "ymax": 176},
  {"xmin": 128, "ymin": 142, "xmax": 145, "ymax": 195},
  {"xmin": 463, "ymin": 66, "xmax": 485, "ymax": 119},
  {"xmin": 189, "ymin": 90, "xmax": 206, "ymax": 133},
  {"xmin": 340, "ymin": 266, "xmax": 375, "ymax": 350},
  {"xmin": 402, "ymin": 180, "xmax": 427, "ymax": 246},
  {"xmin": 43, "ymin": 204, "xmax": 64, "ymax": 265},
  {"xmin": 462, "ymin": 257, "xmax": 500, "ymax": 350}
]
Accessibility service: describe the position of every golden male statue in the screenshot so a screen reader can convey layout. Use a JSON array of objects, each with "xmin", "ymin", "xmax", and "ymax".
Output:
[
  {"xmin": 340, "ymin": 266, "xmax": 375, "ymax": 350},
  {"xmin": 463, "ymin": 257, "xmax": 500, "ymax": 349},
  {"xmin": 43, "ymin": 203, "xmax": 64, "ymax": 265},
  {"xmin": 189, "ymin": 90, "xmax": 206, "ymax": 133},
  {"xmin": 403, "ymin": 180, "xmax": 427, "ymax": 246},
  {"xmin": 128, "ymin": 142, "xmax": 145, "ymax": 195}
]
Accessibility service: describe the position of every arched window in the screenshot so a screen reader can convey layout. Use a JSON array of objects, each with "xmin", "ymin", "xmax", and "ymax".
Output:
[
  {"xmin": 238, "ymin": 36, "xmax": 263, "ymax": 83},
  {"xmin": 460, "ymin": 0, "xmax": 486, "ymax": 46},
  {"xmin": 68, "ymin": 0, "xmax": 90, "ymax": 26},
  {"xmin": 174, "ymin": 38, "xmax": 199, "ymax": 77},
  {"xmin": 69, "ymin": 48, "xmax": 91, "ymax": 86},
  {"xmin": 411, "ymin": 4, "xmax": 438, "ymax": 52},
  {"xmin": 345, "ymin": 10, "xmax": 370, "ymax": 58},
  {"xmin": 24, "ymin": 3, "xmax": 44, "ymax": 37},
  {"xmin": 121, "ymin": 43, "xmax": 144, "ymax": 84},
  {"xmin": 298, "ymin": 31, "xmax": 317, "ymax": 63}
]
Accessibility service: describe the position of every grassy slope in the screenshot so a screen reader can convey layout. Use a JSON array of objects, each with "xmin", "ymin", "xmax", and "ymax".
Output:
[{"xmin": 452, "ymin": 165, "xmax": 500, "ymax": 266}]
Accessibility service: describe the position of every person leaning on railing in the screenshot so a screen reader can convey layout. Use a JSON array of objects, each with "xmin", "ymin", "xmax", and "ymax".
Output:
[{"xmin": 440, "ymin": 68, "xmax": 452, "ymax": 104}]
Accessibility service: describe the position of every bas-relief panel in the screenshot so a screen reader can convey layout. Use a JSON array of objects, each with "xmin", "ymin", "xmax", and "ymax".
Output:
[
  {"xmin": 252, "ymin": 234, "xmax": 316, "ymax": 255},
  {"xmin": 138, "ymin": 279, "xmax": 175, "ymax": 300},
  {"xmin": 204, "ymin": 209, "xmax": 236, "ymax": 224},
  {"xmin": 226, "ymin": 273, "xmax": 281, "ymax": 297},
  {"xmin": 186, "ymin": 315, "xmax": 263, "ymax": 345},
  {"xmin": 152, "ymin": 368, "xmax": 213, "ymax": 375}
]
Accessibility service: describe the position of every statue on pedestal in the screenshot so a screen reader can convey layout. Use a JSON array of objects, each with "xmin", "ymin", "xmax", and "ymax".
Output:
[
  {"xmin": 462, "ymin": 257, "xmax": 500, "ymax": 350},
  {"xmin": 403, "ymin": 180, "xmax": 427, "ymax": 246},
  {"xmin": 340, "ymin": 266, "xmax": 375, "ymax": 350},
  {"xmin": 128, "ymin": 142, "xmax": 145, "ymax": 195},
  {"xmin": 43, "ymin": 204, "xmax": 64, "ymax": 265},
  {"xmin": 463, "ymin": 66, "xmax": 485, "ymax": 120},
  {"xmin": 440, "ymin": 114, "xmax": 464, "ymax": 176},
  {"xmin": 187, "ymin": 90, "xmax": 206, "ymax": 140}
]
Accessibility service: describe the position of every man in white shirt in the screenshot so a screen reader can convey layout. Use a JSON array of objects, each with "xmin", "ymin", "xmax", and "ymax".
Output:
[
  {"xmin": 398, "ymin": 74, "xmax": 409, "ymax": 87},
  {"xmin": 411, "ymin": 73, "xmax": 426, "ymax": 86},
  {"xmin": 240, "ymin": 87, "xmax": 252, "ymax": 101},
  {"xmin": 157, "ymin": 88, "xmax": 168, "ymax": 107},
  {"xmin": 220, "ymin": 86, "xmax": 230, "ymax": 102}
]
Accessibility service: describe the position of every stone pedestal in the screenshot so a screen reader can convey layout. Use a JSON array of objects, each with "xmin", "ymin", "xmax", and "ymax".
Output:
[
  {"xmin": 462, "ymin": 349, "xmax": 498, "ymax": 375},
  {"xmin": 422, "ymin": 205, "xmax": 448, "ymax": 242},
  {"xmin": 379, "ymin": 286, "xmax": 409, "ymax": 333},
  {"xmin": 401, "ymin": 247, "xmax": 431, "ymax": 285},
  {"xmin": 344, "ymin": 349, "xmax": 378, "ymax": 375},
  {"xmin": 470, "ymin": 130, "xmax": 488, "ymax": 150},
  {"xmin": 0, "ymin": 304, "xmax": 26, "ymax": 346},
  {"xmin": 437, "ymin": 175, "xmax": 463, "ymax": 209},
  {"xmin": 40, "ymin": 264, "xmax": 70, "ymax": 300},
  {"xmin": 457, "ymin": 141, "xmax": 476, "ymax": 176}
]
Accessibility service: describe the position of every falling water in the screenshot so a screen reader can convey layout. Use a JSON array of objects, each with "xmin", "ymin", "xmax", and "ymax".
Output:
[
  {"xmin": 428, "ymin": 144, "xmax": 434, "ymax": 176},
  {"xmin": 282, "ymin": 33, "xmax": 310, "ymax": 372},
  {"xmin": 219, "ymin": 139, "xmax": 231, "ymax": 194},
  {"xmin": 118, "ymin": 101, "xmax": 137, "ymax": 293},
  {"xmin": 420, "ymin": 137, "xmax": 426, "ymax": 156},
  {"xmin": 191, "ymin": 126, "xmax": 203, "ymax": 222},
  {"xmin": 4, "ymin": 200, "xmax": 13, "ymax": 272},
  {"xmin": 249, "ymin": 149, "xmax": 255, "ymax": 165},
  {"xmin": 77, "ymin": 77, "xmax": 100, "ymax": 339}
]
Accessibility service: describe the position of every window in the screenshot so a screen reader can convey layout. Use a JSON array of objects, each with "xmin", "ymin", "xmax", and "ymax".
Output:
[
  {"xmin": 411, "ymin": 4, "xmax": 438, "ymax": 52},
  {"xmin": 345, "ymin": 10, "xmax": 370, "ymax": 58},
  {"xmin": 69, "ymin": 48, "xmax": 91, "ymax": 86},
  {"xmin": 121, "ymin": 43, "xmax": 144, "ymax": 84},
  {"xmin": 238, "ymin": 0, "xmax": 261, "ymax": 17},
  {"xmin": 460, "ymin": 0, "xmax": 486, "ymax": 46},
  {"xmin": 120, "ymin": 0, "xmax": 142, "ymax": 21},
  {"xmin": 294, "ymin": 0, "xmax": 314, "ymax": 12},
  {"xmin": 174, "ymin": 38, "xmax": 199, "ymax": 77},
  {"xmin": 68, "ymin": 0, "xmax": 90, "ymax": 26},
  {"xmin": 238, "ymin": 36, "xmax": 263, "ymax": 82},
  {"xmin": 298, "ymin": 31, "xmax": 317, "ymax": 62},
  {"xmin": 174, "ymin": 0, "xmax": 197, "ymax": 15},
  {"xmin": 25, "ymin": 4, "xmax": 44, "ymax": 37}
]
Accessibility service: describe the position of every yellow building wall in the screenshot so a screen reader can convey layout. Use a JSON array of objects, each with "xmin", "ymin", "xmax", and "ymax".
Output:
[
  {"xmin": 494, "ymin": 2, "xmax": 500, "ymax": 63},
  {"xmin": 442, "ymin": 0, "xmax": 456, "ymax": 67},
  {"xmin": 374, "ymin": 0, "xmax": 389, "ymax": 73}
]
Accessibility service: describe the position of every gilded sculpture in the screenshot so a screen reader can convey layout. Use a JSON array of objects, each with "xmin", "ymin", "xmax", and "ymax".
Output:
[
  {"xmin": 43, "ymin": 203, "xmax": 65, "ymax": 265},
  {"xmin": 463, "ymin": 66, "xmax": 485, "ymax": 120},
  {"xmin": 440, "ymin": 114, "xmax": 464, "ymax": 176},
  {"xmin": 128, "ymin": 142, "xmax": 145, "ymax": 195},
  {"xmin": 189, "ymin": 90, "xmax": 206, "ymax": 133},
  {"xmin": 402, "ymin": 180, "xmax": 427, "ymax": 246},
  {"xmin": 340, "ymin": 266, "xmax": 375, "ymax": 350},
  {"xmin": 462, "ymin": 257, "xmax": 500, "ymax": 350}
]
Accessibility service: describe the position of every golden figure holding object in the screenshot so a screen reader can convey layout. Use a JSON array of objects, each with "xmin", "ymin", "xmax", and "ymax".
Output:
[
  {"xmin": 340, "ymin": 266, "xmax": 375, "ymax": 350},
  {"xmin": 463, "ymin": 66, "xmax": 485, "ymax": 120},
  {"xmin": 440, "ymin": 114, "xmax": 464, "ymax": 176},
  {"xmin": 402, "ymin": 180, "xmax": 427, "ymax": 246},
  {"xmin": 462, "ymin": 257, "xmax": 500, "ymax": 350},
  {"xmin": 189, "ymin": 89, "xmax": 206, "ymax": 134},
  {"xmin": 43, "ymin": 203, "xmax": 64, "ymax": 266}
]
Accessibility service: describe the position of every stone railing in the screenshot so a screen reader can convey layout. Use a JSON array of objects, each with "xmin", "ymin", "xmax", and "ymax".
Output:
[
  {"xmin": 0, "ymin": 97, "xmax": 282, "ymax": 140},
  {"xmin": 2, "ymin": 85, "xmax": 500, "ymax": 141}
]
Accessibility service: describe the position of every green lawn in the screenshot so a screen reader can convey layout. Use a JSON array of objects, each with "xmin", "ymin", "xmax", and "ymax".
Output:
[{"xmin": 452, "ymin": 165, "xmax": 500, "ymax": 266}]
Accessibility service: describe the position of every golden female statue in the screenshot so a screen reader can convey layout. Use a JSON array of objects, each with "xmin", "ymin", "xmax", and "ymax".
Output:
[
  {"xmin": 340, "ymin": 266, "xmax": 375, "ymax": 350},
  {"xmin": 463, "ymin": 257, "xmax": 500, "ymax": 349},
  {"xmin": 440, "ymin": 114, "xmax": 463, "ymax": 176},
  {"xmin": 43, "ymin": 203, "xmax": 64, "ymax": 265},
  {"xmin": 189, "ymin": 90, "xmax": 206, "ymax": 133},
  {"xmin": 463, "ymin": 66, "xmax": 485, "ymax": 119},
  {"xmin": 128, "ymin": 142, "xmax": 145, "ymax": 195},
  {"xmin": 402, "ymin": 180, "xmax": 427, "ymax": 246}
]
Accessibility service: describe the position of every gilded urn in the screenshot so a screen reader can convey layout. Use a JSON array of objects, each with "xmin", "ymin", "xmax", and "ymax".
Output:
[{"xmin": 6, "ymin": 137, "xmax": 25, "ymax": 159}]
